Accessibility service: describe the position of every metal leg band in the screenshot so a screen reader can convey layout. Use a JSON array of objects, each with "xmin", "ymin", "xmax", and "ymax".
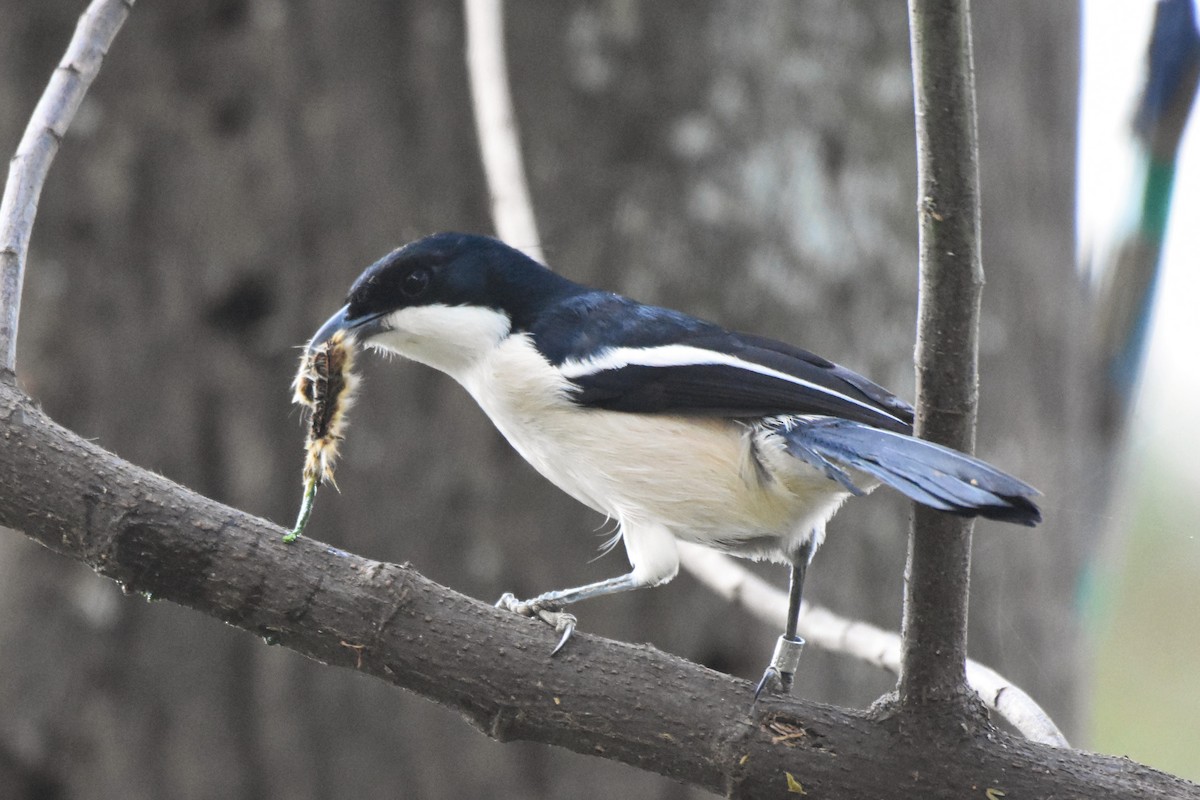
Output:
[{"xmin": 769, "ymin": 634, "xmax": 805, "ymax": 674}]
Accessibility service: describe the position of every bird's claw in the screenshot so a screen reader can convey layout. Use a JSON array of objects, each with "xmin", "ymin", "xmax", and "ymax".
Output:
[
  {"xmin": 545, "ymin": 610, "xmax": 577, "ymax": 655},
  {"xmin": 495, "ymin": 593, "xmax": 577, "ymax": 655},
  {"xmin": 753, "ymin": 666, "xmax": 791, "ymax": 701},
  {"xmin": 752, "ymin": 634, "xmax": 805, "ymax": 702},
  {"xmin": 496, "ymin": 591, "xmax": 547, "ymax": 616}
]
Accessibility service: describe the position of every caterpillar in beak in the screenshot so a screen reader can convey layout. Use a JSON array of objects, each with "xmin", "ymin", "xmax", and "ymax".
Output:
[{"xmin": 285, "ymin": 330, "xmax": 359, "ymax": 542}]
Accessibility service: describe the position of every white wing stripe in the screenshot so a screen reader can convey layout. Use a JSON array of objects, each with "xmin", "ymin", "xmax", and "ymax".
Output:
[{"xmin": 558, "ymin": 344, "xmax": 905, "ymax": 424}]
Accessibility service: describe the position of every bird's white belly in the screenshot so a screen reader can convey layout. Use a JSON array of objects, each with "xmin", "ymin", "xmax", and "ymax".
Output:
[{"xmin": 458, "ymin": 336, "xmax": 853, "ymax": 562}]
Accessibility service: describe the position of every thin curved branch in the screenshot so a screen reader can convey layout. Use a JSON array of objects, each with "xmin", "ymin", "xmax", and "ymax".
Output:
[
  {"xmin": 0, "ymin": 0, "xmax": 134, "ymax": 371},
  {"xmin": 677, "ymin": 544, "xmax": 1069, "ymax": 747},
  {"xmin": 464, "ymin": 0, "xmax": 543, "ymax": 261}
]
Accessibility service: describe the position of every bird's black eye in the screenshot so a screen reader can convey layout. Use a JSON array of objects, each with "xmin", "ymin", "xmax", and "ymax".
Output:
[{"xmin": 401, "ymin": 269, "xmax": 430, "ymax": 299}]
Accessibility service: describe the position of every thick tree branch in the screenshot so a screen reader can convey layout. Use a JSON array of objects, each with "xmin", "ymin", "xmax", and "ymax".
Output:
[
  {"xmin": 0, "ymin": 0, "xmax": 133, "ymax": 371},
  {"xmin": 901, "ymin": 0, "xmax": 985, "ymax": 710},
  {"xmin": 0, "ymin": 377, "xmax": 1194, "ymax": 798}
]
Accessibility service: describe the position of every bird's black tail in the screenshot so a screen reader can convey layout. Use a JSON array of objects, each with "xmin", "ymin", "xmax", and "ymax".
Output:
[{"xmin": 777, "ymin": 417, "xmax": 1041, "ymax": 526}]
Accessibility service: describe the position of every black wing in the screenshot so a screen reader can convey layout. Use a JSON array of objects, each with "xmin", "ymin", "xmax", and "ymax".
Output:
[{"xmin": 529, "ymin": 293, "xmax": 914, "ymax": 433}]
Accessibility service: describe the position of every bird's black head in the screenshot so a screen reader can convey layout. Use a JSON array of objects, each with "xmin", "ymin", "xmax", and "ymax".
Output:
[
  {"xmin": 347, "ymin": 233, "xmax": 570, "ymax": 326},
  {"xmin": 307, "ymin": 233, "xmax": 581, "ymax": 372}
]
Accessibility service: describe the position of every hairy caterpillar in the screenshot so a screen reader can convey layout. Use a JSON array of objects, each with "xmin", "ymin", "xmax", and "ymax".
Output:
[{"xmin": 285, "ymin": 330, "xmax": 359, "ymax": 542}]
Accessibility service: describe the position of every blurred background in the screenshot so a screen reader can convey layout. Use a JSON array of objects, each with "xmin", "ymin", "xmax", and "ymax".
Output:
[
  {"xmin": 1080, "ymin": 0, "xmax": 1200, "ymax": 782},
  {"xmin": 0, "ymin": 1, "xmax": 1193, "ymax": 798}
]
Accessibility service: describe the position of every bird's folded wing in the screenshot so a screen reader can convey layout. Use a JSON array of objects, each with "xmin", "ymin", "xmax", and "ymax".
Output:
[{"xmin": 539, "ymin": 296, "xmax": 913, "ymax": 432}]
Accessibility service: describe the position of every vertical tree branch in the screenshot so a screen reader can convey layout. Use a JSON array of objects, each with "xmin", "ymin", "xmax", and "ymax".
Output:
[
  {"xmin": 900, "ymin": 0, "xmax": 985, "ymax": 709},
  {"xmin": 464, "ymin": 0, "xmax": 543, "ymax": 262},
  {"xmin": 0, "ymin": 0, "xmax": 134, "ymax": 372}
]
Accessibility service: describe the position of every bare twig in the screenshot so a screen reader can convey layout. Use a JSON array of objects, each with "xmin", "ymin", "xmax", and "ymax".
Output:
[
  {"xmin": 901, "ymin": 0, "xmax": 985, "ymax": 710},
  {"xmin": 677, "ymin": 544, "xmax": 1068, "ymax": 747},
  {"xmin": 0, "ymin": 0, "xmax": 134, "ymax": 371},
  {"xmin": 464, "ymin": 0, "xmax": 543, "ymax": 261}
]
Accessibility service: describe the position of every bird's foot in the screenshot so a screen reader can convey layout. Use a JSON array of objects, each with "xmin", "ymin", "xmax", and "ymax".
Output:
[
  {"xmin": 753, "ymin": 635, "xmax": 805, "ymax": 701},
  {"xmin": 753, "ymin": 666, "xmax": 790, "ymax": 700},
  {"xmin": 496, "ymin": 592, "xmax": 578, "ymax": 655}
]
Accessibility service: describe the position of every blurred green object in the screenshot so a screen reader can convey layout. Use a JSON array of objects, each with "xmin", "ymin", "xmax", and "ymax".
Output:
[{"xmin": 1089, "ymin": 454, "xmax": 1200, "ymax": 781}]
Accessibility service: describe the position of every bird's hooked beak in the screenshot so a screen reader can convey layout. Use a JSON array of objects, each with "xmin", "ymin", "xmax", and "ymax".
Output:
[{"xmin": 307, "ymin": 305, "xmax": 389, "ymax": 353}]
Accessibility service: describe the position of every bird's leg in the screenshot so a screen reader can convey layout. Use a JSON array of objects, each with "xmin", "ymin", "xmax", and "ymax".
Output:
[
  {"xmin": 497, "ymin": 573, "xmax": 645, "ymax": 655},
  {"xmin": 754, "ymin": 536, "xmax": 817, "ymax": 700}
]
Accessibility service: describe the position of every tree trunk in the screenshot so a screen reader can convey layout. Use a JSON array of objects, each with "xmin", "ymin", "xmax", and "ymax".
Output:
[{"xmin": 0, "ymin": 2, "xmax": 1092, "ymax": 798}]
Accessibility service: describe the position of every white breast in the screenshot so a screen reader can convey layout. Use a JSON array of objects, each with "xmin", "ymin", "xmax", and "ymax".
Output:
[{"xmin": 457, "ymin": 334, "xmax": 855, "ymax": 569}]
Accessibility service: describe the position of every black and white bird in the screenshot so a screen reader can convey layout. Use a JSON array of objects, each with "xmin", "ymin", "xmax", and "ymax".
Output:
[{"xmin": 306, "ymin": 232, "xmax": 1041, "ymax": 696}]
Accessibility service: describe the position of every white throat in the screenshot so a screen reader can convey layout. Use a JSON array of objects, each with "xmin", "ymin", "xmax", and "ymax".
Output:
[{"xmin": 366, "ymin": 304, "xmax": 512, "ymax": 378}]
